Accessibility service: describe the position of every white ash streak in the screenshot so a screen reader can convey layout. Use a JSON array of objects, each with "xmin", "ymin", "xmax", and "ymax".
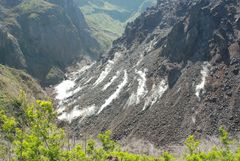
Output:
[
  {"xmin": 195, "ymin": 62, "xmax": 211, "ymax": 101},
  {"xmin": 98, "ymin": 70, "xmax": 128, "ymax": 114}
]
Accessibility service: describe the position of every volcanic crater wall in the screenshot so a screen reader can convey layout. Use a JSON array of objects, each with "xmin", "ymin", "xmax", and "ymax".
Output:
[{"xmin": 55, "ymin": 0, "xmax": 240, "ymax": 146}]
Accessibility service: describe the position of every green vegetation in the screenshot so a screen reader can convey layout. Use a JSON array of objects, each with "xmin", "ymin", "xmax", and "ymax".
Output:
[
  {"xmin": 28, "ymin": 13, "xmax": 40, "ymax": 20},
  {"xmin": 0, "ymin": 93, "xmax": 63, "ymax": 161},
  {"xmin": 1, "ymin": 93, "xmax": 240, "ymax": 160},
  {"xmin": 0, "ymin": 93, "xmax": 167, "ymax": 161},
  {"xmin": 0, "ymin": 65, "xmax": 45, "ymax": 105},
  {"xmin": 184, "ymin": 131, "xmax": 239, "ymax": 161},
  {"xmin": 77, "ymin": 0, "xmax": 157, "ymax": 51},
  {"xmin": 84, "ymin": 12, "xmax": 124, "ymax": 50},
  {"xmin": 18, "ymin": 0, "xmax": 54, "ymax": 13},
  {"xmin": 1, "ymin": 0, "xmax": 94, "ymax": 86}
]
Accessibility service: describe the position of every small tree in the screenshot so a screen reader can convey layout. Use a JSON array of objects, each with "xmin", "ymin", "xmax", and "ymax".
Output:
[
  {"xmin": 185, "ymin": 135, "xmax": 200, "ymax": 155},
  {"xmin": 14, "ymin": 100, "xmax": 65, "ymax": 161},
  {"xmin": 98, "ymin": 130, "xmax": 116, "ymax": 152},
  {"xmin": 159, "ymin": 151, "xmax": 175, "ymax": 161},
  {"xmin": 0, "ymin": 110, "xmax": 16, "ymax": 160},
  {"xmin": 0, "ymin": 94, "xmax": 66, "ymax": 161},
  {"xmin": 219, "ymin": 127, "xmax": 231, "ymax": 149},
  {"xmin": 184, "ymin": 135, "xmax": 202, "ymax": 161},
  {"xmin": 218, "ymin": 127, "xmax": 234, "ymax": 161}
]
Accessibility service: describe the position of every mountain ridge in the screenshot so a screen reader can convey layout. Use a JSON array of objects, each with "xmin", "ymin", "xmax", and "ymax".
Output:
[
  {"xmin": 55, "ymin": 0, "xmax": 240, "ymax": 147},
  {"xmin": 0, "ymin": 0, "xmax": 100, "ymax": 86},
  {"xmin": 76, "ymin": 0, "xmax": 157, "ymax": 52}
]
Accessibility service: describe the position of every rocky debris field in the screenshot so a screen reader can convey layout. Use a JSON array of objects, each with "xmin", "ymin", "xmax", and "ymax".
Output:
[{"xmin": 54, "ymin": 0, "xmax": 240, "ymax": 147}]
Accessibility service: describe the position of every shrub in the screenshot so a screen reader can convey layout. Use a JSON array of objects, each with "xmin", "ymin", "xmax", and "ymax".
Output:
[{"xmin": 1, "ymin": 93, "xmax": 240, "ymax": 161}]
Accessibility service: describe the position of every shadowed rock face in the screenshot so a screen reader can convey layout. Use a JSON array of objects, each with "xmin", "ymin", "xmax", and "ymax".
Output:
[
  {"xmin": 55, "ymin": 0, "xmax": 240, "ymax": 147},
  {"xmin": 1, "ymin": 0, "xmax": 22, "ymax": 7},
  {"xmin": 0, "ymin": 28, "xmax": 26, "ymax": 69},
  {"xmin": 0, "ymin": 0, "xmax": 100, "ymax": 86}
]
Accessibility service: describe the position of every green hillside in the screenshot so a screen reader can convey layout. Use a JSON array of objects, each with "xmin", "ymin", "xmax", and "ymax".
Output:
[
  {"xmin": 0, "ymin": 0, "xmax": 100, "ymax": 86},
  {"xmin": 0, "ymin": 65, "xmax": 46, "ymax": 108},
  {"xmin": 76, "ymin": 0, "xmax": 157, "ymax": 51}
]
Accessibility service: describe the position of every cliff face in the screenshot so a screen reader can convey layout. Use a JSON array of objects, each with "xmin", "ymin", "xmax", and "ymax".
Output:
[
  {"xmin": 55, "ymin": 0, "xmax": 240, "ymax": 147},
  {"xmin": 0, "ymin": 0, "xmax": 100, "ymax": 86},
  {"xmin": 0, "ymin": 28, "xmax": 26, "ymax": 69}
]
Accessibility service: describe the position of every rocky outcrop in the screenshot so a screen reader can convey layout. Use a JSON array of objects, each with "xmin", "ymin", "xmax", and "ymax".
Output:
[
  {"xmin": 48, "ymin": 0, "xmax": 100, "ymax": 58},
  {"xmin": 162, "ymin": 0, "xmax": 236, "ymax": 64},
  {"xmin": 0, "ymin": 0, "xmax": 100, "ymax": 86},
  {"xmin": 113, "ymin": 0, "xmax": 199, "ymax": 49},
  {"xmin": 0, "ymin": 28, "xmax": 26, "ymax": 69},
  {"xmin": 54, "ymin": 0, "xmax": 240, "ymax": 147}
]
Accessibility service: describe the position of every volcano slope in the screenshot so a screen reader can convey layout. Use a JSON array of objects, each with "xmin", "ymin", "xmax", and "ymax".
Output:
[{"xmin": 55, "ymin": 0, "xmax": 240, "ymax": 147}]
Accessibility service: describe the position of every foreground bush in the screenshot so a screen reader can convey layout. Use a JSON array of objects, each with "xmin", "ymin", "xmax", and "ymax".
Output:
[
  {"xmin": 184, "ymin": 127, "xmax": 240, "ymax": 161},
  {"xmin": 0, "ymin": 93, "xmax": 240, "ymax": 161}
]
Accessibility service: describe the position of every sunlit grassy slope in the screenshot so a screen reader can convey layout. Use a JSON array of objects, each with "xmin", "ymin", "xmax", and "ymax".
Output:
[
  {"xmin": 0, "ymin": 65, "xmax": 46, "ymax": 107},
  {"xmin": 77, "ymin": 0, "xmax": 157, "ymax": 51}
]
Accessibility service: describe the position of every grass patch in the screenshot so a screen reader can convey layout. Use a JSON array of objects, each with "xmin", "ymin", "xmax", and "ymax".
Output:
[
  {"xmin": 17, "ymin": 0, "xmax": 54, "ymax": 14},
  {"xmin": 0, "ymin": 65, "xmax": 45, "ymax": 104},
  {"xmin": 79, "ymin": 0, "xmax": 157, "ymax": 51}
]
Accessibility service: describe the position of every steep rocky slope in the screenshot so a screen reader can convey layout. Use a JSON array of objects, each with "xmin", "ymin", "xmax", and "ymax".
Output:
[
  {"xmin": 55, "ymin": 0, "xmax": 240, "ymax": 147},
  {"xmin": 76, "ymin": 0, "xmax": 157, "ymax": 51},
  {"xmin": 0, "ymin": 0, "xmax": 100, "ymax": 86}
]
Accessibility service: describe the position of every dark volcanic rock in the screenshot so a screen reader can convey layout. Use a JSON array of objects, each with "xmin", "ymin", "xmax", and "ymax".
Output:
[{"xmin": 55, "ymin": 0, "xmax": 240, "ymax": 147}]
